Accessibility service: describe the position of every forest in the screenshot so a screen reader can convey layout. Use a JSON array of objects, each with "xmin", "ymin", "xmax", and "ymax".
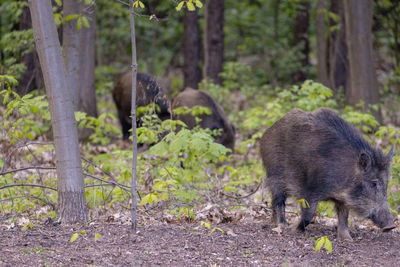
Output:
[{"xmin": 1, "ymin": 0, "xmax": 400, "ymax": 265}]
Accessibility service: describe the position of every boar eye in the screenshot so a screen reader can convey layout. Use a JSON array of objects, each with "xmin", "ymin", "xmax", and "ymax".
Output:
[{"xmin": 370, "ymin": 180, "xmax": 378, "ymax": 189}]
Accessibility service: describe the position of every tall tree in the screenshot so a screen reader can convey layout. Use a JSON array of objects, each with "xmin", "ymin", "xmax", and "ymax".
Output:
[
  {"xmin": 344, "ymin": 0, "xmax": 380, "ymax": 118},
  {"xmin": 316, "ymin": 0, "xmax": 349, "ymax": 94},
  {"xmin": 28, "ymin": 0, "xmax": 88, "ymax": 223},
  {"xmin": 316, "ymin": 0, "xmax": 329, "ymax": 87},
  {"xmin": 183, "ymin": 8, "xmax": 202, "ymax": 89},
  {"xmin": 204, "ymin": 0, "xmax": 224, "ymax": 85},
  {"xmin": 63, "ymin": 1, "xmax": 97, "ymax": 138},
  {"xmin": 293, "ymin": 0, "xmax": 310, "ymax": 83},
  {"xmin": 16, "ymin": 0, "xmax": 43, "ymax": 95}
]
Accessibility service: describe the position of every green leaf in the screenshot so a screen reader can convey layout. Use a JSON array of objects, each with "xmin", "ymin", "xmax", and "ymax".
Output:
[
  {"xmin": 139, "ymin": 1, "xmax": 145, "ymax": 8},
  {"xmin": 70, "ymin": 233, "xmax": 79, "ymax": 243},
  {"xmin": 65, "ymin": 14, "xmax": 79, "ymax": 21},
  {"xmin": 76, "ymin": 17, "xmax": 82, "ymax": 31},
  {"xmin": 176, "ymin": 1, "xmax": 184, "ymax": 11},
  {"xmin": 81, "ymin": 16, "xmax": 90, "ymax": 28},
  {"xmin": 195, "ymin": 0, "xmax": 203, "ymax": 8},
  {"xmin": 54, "ymin": 0, "xmax": 62, "ymax": 6},
  {"xmin": 187, "ymin": 2, "xmax": 196, "ymax": 11},
  {"xmin": 315, "ymin": 237, "xmax": 324, "ymax": 252},
  {"xmin": 94, "ymin": 233, "xmax": 101, "ymax": 242},
  {"xmin": 79, "ymin": 230, "xmax": 86, "ymax": 235},
  {"xmin": 324, "ymin": 237, "xmax": 332, "ymax": 253}
]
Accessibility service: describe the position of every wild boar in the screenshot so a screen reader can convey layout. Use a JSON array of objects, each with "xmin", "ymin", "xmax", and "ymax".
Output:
[
  {"xmin": 112, "ymin": 72, "xmax": 170, "ymax": 139},
  {"xmin": 260, "ymin": 108, "xmax": 395, "ymax": 240},
  {"xmin": 171, "ymin": 88, "xmax": 235, "ymax": 151}
]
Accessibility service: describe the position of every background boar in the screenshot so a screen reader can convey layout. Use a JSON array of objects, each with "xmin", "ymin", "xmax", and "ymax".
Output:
[
  {"xmin": 172, "ymin": 88, "xmax": 235, "ymax": 151},
  {"xmin": 113, "ymin": 72, "xmax": 170, "ymax": 139},
  {"xmin": 260, "ymin": 108, "xmax": 395, "ymax": 240}
]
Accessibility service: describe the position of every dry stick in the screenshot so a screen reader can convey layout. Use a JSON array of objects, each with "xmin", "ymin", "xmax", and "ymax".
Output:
[
  {"xmin": 129, "ymin": 0, "xmax": 138, "ymax": 232},
  {"xmin": 83, "ymin": 172, "xmax": 131, "ymax": 191},
  {"xmin": 0, "ymin": 194, "xmax": 56, "ymax": 210},
  {"xmin": 0, "ymin": 183, "xmax": 57, "ymax": 191},
  {"xmin": 0, "ymin": 166, "xmax": 56, "ymax": 175}
]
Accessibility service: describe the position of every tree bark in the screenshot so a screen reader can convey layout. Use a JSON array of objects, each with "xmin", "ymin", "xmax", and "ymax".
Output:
[
  {"xmin": 63, "ymin": 1, "xmax": 97, "ymax": 139},
  {"xmin": 316, "ymin": 0, "xmax": 330, "ymax": 88},
  {"xmin": 62, "ymin": 0, "xmax": 81, "ymax": 111},
  {"xmin": 78, "ymin": 3, "xmax": 97, "ymax": 139},
  {"xmin": 183, "ymin": 8, "xmax": 202, "ymax": 89},
  {"xmin": 28, "ymin": 0, "xmax": 88, "ymax": 223},
  {"xmin": 17, "ymin": 0, "xmax": 44, "ymax": 96},
  {"xmin": 204, "ymin": 0, "xmax": 224, "ymax": 85},
  {"xmin": 293, "ymin": 0, "xmax": 310, "ymax": 83},
  {"xmin": 344, "ymin": 0, "xmax": 380, "ymax": 119},
  {"xmin": 129, "ymin": 0, "xmax": 138, "ymax": 233},
  {"xmin": 328, "ymin": 0, "xmax": 348, "ymax": 94}
]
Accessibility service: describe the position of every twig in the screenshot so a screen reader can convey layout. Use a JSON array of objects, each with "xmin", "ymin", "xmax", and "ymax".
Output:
[
  {"xmin": 0, "ymin": 166, "xmax": 56, "ymax": 176},
  {"xmin": 83, "ymin": 172, "xmax": 131, "ymax": 191},
  {"xmin": 221, "ymin": 182, "xmax": 262, "ymax": 200},
  {"xmin": 0, "ymin": 194, "xmax": 56, "ymax": 210},
  {"xmin": 0, "ymin": 183, "xmax": 57, "ymax": 191},
  {"xmin": 84, "ymin": 183, "xmax": 114, "ymax": 188}
]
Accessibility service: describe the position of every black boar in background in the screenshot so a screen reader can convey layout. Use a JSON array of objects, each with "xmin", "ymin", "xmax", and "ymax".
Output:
[
  {"xmin": 260, "ymin": 108, "xmax": 395, "ymax": 240},
  {"xmin": 113, "ymin": 72, "xmax": 170, "ymax": 140},
  {"xmin": 172, "ymin": 87, "xmax": 235, "ymax": 151}
]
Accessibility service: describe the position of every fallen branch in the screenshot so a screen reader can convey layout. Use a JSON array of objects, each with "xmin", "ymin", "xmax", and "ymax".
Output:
[{"xmin": 0, "ymin": 183, "xmax": 57, "ymax": 191}]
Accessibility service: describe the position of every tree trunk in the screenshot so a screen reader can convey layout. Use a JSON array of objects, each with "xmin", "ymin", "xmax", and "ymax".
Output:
[
  {"xmin": 63, "ymin": 1, "xmax": 98, "ymax": 139},
  {"xmin": 128, "ymin": 0, "xmax": 138, "ymax": 233},
  {"xmin": 328, "ymin": 0, "xmax": 348, "ymax": 94},
  {"xmin": 293, "ymin": 0, "xmax": 310, "ymax": 83},
  {"xmin": 316, "ymin": 0, "xmax": 330, "ymax": 88},
  {"xmin": 62, "ymin": 0, "xmax": 81, "ymax": 111},
  {"xmin": 28, "ymin": 0, "xmax": 88, "ymax": 223},
  {"xmin": 183, "ymin": 8, "xmax": 202, "ymax": 89},
  {"xmin": 17, "ymin": 0, "xmax": 44, "ymax": 96},
  {"xmin": 344, "ymin": 0, "xmax": 380, "ymax": 119},
  {"xmin": 78, "ymin": 2, "xmax": 97, "ymax": 138},
  {"xmin": 204, "ymin": 0, "xmax": 224, "ymax": 85}
]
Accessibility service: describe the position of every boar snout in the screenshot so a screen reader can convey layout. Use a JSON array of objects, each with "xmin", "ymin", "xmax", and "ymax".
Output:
[{"xmin": 369, "ymin": 203, "xmax": 395, "ymax": 231}]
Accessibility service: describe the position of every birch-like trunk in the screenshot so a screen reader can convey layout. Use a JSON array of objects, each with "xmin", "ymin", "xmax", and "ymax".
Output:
[
  {"xmin": 28, "ymin": 0, "xmax": 88, "ymax": 223},
  {"xmin": 63, "ymin": 0, "xmax": 81, "ymax": 111},
  {"xmin": 129, "ymin": 0, "xmax": 138, "ymax": 232},
  {"xmin": 63, "ymin": 1, "xmax": 97, "ymax": 139}
]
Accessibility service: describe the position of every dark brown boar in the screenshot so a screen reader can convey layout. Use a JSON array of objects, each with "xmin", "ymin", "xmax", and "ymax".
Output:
[
  {"xmin": 260, "ymin": 108, "xmax": 395, "ymax": 240},
  {"xmin": 171, "ymin": 88, "xmax": 235, "ymax": 151},
  {"xmin": 113, "ymin": 72, "xmax": 170, "ymax": 139}
]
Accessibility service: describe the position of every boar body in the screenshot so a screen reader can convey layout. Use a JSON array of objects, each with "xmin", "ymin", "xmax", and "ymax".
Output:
[
  {"xmin": 113, "ymin": 72, "xmax": 170, "ymax": 139},
  {"xmin": 172, "ymin": 88, "xmax": 235, "ymax": 151},
  {"xmin": 260, "ymin": 108, "xmax": 395, "ymax": 240}
]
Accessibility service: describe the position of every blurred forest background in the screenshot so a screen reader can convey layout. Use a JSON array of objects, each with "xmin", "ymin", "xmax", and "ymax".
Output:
[{"xmin": 1, "ymin": 0, "xmax": 400, "ymax": 225}]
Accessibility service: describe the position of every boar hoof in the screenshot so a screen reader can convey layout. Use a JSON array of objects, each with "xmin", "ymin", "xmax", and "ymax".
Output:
[
  {"xmin": 382, "ymin": 224, "xmax": 395, "ymax": 232},
  {"xmin": 337, "ymin": 230, "xmax": 353, "ymax": 241}
]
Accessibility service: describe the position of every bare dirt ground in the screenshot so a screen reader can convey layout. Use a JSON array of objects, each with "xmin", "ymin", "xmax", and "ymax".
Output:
[{"xmin": 1, "ymin": 210, "xmax": 400, "ymax": 267}]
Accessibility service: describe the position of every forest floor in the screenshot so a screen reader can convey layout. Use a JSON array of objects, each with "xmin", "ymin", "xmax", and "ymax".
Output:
[{"xmin": 1, "ymin": 208, "xmax": 400, "ymax": 267}]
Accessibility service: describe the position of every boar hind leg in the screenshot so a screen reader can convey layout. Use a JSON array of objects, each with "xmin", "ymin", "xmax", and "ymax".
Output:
[
  {"xmin": 117, "ymin": 111, "xmax": 131, "ymax": 140},
  {"xmin": 296, "ymin": 201, "xmax": 318, "ymax": 232},
  {"xmin": 270, "ymin": 184, "xmax": 287, "ymax": 227},
  {"xmin": 334, "ymin": 201, "xmax": 352, "ymax": 241}
]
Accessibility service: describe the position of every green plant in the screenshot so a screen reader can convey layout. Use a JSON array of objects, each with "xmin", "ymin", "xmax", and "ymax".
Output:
[{"xmin": 315, "ymin": 236, "xmax": 333, "ymax": 253}]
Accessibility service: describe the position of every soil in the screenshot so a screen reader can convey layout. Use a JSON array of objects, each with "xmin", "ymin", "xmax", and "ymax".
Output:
[{"xmin": 1, "ymin": 212, "xmax": 400, "ymax": 266}]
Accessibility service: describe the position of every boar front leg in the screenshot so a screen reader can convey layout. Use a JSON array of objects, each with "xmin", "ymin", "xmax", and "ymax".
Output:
[
  {"xmin": 335, "ymin": 201, "xmax": 352, "ymax": 241},
  {"xmin": 296, "ymin": 200, "xmax": 318, "ymax": 232}
]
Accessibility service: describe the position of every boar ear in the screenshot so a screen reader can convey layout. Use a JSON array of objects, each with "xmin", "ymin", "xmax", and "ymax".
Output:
[
  {"xmin": 359, "ymin": 151, "xmax": 371, "ymax": 172},
  {"xmin": 387, "ymin": 147, "xmax": 395, "ymax": 162}
]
